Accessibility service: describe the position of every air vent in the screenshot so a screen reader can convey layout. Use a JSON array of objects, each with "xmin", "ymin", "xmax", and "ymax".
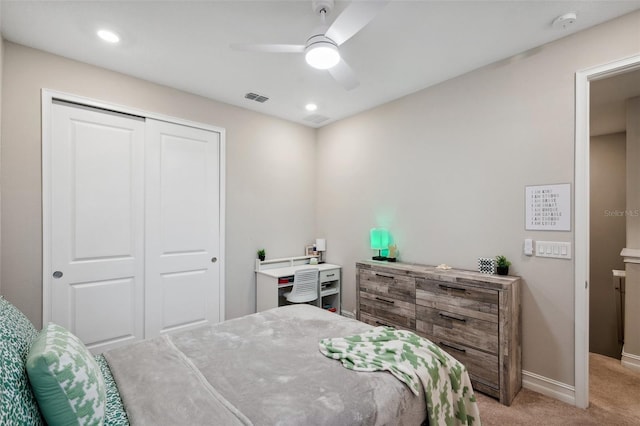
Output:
[
  {"xmin": 244, "ymin": 92, "xmax": 269, "ymax": 103},
  {"xmin": 303, "ymin": 114, "xmax": 330, "ymax": 124}
]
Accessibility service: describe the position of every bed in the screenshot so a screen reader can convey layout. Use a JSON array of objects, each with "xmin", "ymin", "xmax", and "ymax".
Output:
[{"xmin": 1, "ymin": 296, "xmax": 478, "ymax": 425}]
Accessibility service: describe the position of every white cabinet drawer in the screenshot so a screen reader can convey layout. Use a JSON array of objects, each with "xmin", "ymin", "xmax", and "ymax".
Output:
[{"xmin": 320, "ymin": 269, "xmax": 340, "ymax": 283}]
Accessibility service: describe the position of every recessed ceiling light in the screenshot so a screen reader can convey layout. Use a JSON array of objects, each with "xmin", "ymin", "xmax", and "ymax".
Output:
[
  {"xmin": 305, "ymin": 103, "xmax": 318, "ymax": 112},
  {"xmin": 97, "ymin": 29, "xmax": 120, "ymax": 44}
]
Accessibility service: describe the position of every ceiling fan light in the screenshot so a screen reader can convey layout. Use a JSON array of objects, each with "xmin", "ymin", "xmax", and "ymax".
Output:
[{"xmin": 305, "ymin": 42, "xmax": 340, "ymax": 70}]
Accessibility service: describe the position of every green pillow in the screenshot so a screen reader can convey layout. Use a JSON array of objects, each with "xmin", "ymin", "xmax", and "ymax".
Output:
[
  {"xmin": 26, "ymin": 323, "xmax": 106, "ymax": 426},
  {"xmin": 0, "ymin": 296, "xmax": 44, "ymax": 424}
]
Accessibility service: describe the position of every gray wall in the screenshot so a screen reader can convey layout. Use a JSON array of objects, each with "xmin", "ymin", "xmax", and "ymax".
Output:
[
  {"xmin": 627, "ymin": 97, "xmax": 640, "ymax": 250},
  {"xmin": 0, "ymin": 41, "xmax": 317, "ymax": 326},
  {"xmin": 316, "ymin": 11, "xmax": 640, "ymax": 386},
  {"xmin": 589, "ymin": 132, "xmax": 626, "ymax": 359},
  {"xmin": 625, "ymin": 97, "xmax": 640, "ymax": 359}
]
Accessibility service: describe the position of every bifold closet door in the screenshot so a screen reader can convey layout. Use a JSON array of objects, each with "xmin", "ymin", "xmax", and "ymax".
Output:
[
  {"xmin": 144, "ymin": 119, "xmax": 221, "ymax": 336},
  {"xmin": 49, "ymin": 102, "xmax": 145, "ymax": 353}
]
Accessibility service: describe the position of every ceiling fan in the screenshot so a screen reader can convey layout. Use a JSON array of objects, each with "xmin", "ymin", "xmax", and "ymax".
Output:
[{"xmin": 230, "ymin": 0, "xmax": 388, "ymax": 91}]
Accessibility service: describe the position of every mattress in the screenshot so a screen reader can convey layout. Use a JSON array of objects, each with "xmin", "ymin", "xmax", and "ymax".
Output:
[{"xmin": 103, "ymin": 305, "xmax": 427, "ymax": 425}]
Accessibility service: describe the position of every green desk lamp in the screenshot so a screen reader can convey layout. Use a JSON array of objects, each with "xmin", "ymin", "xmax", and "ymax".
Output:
[{"xmin": 370, "ymin": 228, "xmax": 390, "ymax": 261}]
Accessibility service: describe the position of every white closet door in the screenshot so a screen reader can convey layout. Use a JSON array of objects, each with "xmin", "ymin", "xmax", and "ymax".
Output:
[
  {"xmin": 145, "ymin": 119, "xmax": 221, "ymax": 336},
  {"xmin": 49, "ymin": 102, "xmax": 145, "ymax": 352}
]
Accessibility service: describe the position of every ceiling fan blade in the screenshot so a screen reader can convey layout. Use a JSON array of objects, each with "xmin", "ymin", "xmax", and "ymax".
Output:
[
  {"xmin": 230, "ymin": 43, "xmax": 305, "ymax": 53},
  {"xmin": 328, "ymin": 59, "xmax": 359, "ymax": 91},
  {"xmin": 325, "ymin": 1, "xmax": 388, "ymax": 46}
]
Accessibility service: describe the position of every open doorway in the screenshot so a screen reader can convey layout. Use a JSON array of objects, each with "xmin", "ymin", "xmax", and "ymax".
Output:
[
  {"xmin": 575, "ymin": 54, "xmax": 640, "ymax": 409},
  {"xmin": 588, "ymin": 68, "xmax": 640, "ymax": 417},
  {"xmin": 589, "ymin": 70, "xmax": 640, "ymax": 360}
]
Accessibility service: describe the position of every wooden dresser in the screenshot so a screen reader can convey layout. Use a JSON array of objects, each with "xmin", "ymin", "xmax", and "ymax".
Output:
[{"xmin": 356, "ymin": 260, "xmax": 521, "ymax": 406}]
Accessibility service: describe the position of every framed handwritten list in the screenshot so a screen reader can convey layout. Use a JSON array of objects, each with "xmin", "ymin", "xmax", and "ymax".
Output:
[{"xmin": 525, "ymin": 183, "xmax": 570, "ymax": 231}]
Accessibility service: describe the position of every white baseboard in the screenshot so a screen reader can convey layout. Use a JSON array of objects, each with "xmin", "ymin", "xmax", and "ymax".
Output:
[
  {"xmin": 522, "ymin": 370, "xmax": 576, "ymax": 405},
  {"xmin": 621, "ymin": 350, "xmax": 640, "ymax": 372},
  {"xmin": 341, "ymin": 309, "xmax": 356, "ymax": 319}
]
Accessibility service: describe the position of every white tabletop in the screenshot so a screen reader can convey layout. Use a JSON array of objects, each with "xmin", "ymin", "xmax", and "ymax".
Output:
[{"xmin": 256, "ymin": 263, "xmax": 340, "ymax": 279}]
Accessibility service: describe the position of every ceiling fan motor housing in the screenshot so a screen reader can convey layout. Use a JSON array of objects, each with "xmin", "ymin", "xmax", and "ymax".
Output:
[{"xmin": 306, "ymin": 34, "xmax": 337, "ymax": 49}]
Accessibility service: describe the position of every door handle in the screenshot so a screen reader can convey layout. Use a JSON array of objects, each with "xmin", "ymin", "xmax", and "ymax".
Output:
[
  {"xmin": 440, "ymin": 341, "xmax": 467, "ymax": 354},
  {"xmin": 439, "ymin": 312, "xmax": 467, "ymax": 323},
  {"xmin": 375, "ymin": 273, "xmax": 394, "ymax": 279},
  {"xmin": 53, "ymin": 271, "xmax": 63, "ymax": 279},
  {"xmin": 438, "ymin": 284, "xmax": 466, "ymax": 293}
]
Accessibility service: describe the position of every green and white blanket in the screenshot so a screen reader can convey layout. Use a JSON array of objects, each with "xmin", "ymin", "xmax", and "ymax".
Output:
[{"xmin": 319, "ymin": 327, "xmax": 481, "ymax": 426}]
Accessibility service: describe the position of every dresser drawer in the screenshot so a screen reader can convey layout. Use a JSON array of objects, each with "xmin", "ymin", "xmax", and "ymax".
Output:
[
  {"xmin": 359, "ymin": 268, "xmax": 415, "ymax": 303},
  {"xmin": 419, "ymin": 331, "xmax": 499, "ymax": 394},
  {"xmin": 416, "ymin": 278, "xmax": 498, "ymax": 322},
  {"xmin": 320, "ymin": 269, "xmax": 340, "ymax": 283},
  {"xmin": 416, "ymin": 305, "xmax": 498, "ymax": 354},
  {"xmin": 359, "ymin": 291, "xmax": 416, "ymax": 329},
  {"xmin": 360, "ymin": 312, "xmax": 414, "ymax": 331}
]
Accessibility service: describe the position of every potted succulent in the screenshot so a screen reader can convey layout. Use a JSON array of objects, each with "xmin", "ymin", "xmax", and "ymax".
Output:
[
  {"xmin": 257, "ymin": 249, "xmax": 266, "ymax": 261},
  {"xmin": 495, "ymin": 255, "xmax": 511, "ymax": 275}
]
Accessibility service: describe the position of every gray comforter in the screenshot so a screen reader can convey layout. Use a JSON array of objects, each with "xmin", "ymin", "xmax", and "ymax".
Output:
[{"xmin": 104, "ymin": 305, "xmax": 426, "ymax": 425}]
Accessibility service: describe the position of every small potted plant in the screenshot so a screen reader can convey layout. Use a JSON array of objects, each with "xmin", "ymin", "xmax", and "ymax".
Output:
[
  {"xmin": 495, "ymin": 255, "xmax": 511, "ymax": 275},
  {"xmin": 257, "ymin": 249, "xmax": 266, "ymax": 261}
]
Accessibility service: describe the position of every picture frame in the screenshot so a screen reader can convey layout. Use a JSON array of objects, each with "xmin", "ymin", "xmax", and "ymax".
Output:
[
  {"xmin": 525, "ymin": 183, "xmax": 571, "ymax": 231},
  {"xmin": 478, "ymin": 257, "xmax": 496, "ymax": 275},
  {"xmin": 305, "ymin": 245, "xmax": 317, "ymax": 256}
]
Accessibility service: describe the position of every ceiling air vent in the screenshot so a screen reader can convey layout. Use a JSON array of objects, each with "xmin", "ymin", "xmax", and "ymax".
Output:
[
  {"xmin": 244, "ymin": 92, "xmax": 269, "ymax": 103},
  {"xmin": 303, "ymin": 114, "xmax": 330, "ymax": 124}
]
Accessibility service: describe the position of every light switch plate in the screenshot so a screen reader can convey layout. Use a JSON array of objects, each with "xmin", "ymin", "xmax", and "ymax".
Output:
[
  {"xmin": 536, "ymin": 241, "xmax": 571, "ymax": 259},
  {"xmin": 524, "ymin": 239, "xmax": 534, "ymax": 256}
]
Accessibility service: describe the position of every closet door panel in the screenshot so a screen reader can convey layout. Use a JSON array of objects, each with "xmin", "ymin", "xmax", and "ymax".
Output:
[
  {"xmin": 161, "ymin": 270, "xmax": 208, "ymax": 329},
  {"xmin": 73, "ymin": 123, "xmax": 136, "ymax": 258},
  {"xmin": 145, "ymin": 119, "xmax": 221, "ymax": 336},
  {"xmin": 49, "ymin": 102, "xmax": 145, "ymax": 353},
  {"xmin": 160, "ymin": 135, "xmax": 209, "ymax": 252},
  {"xmin": 72, "ymin": 278, "xmax": 137, "ymax": 345}
]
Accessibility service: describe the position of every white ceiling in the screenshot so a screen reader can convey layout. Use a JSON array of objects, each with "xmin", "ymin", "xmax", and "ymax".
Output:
[{"xmin": 1, "ymin": 0, "xmax": 640, "ymax": 128}]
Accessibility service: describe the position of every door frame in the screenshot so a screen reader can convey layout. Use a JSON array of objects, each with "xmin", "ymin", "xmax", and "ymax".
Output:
[
  {"xmin": 574, "ymin": 54, "xmax": 640, "ymax": 409},
  {"xmin": 41, "ymin": 89, "xmax": 226, "ymax": 325}
]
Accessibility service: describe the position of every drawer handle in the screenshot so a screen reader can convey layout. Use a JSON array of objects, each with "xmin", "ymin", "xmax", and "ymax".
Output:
[
  {"xmin": 375, "ymin": 320, "xmax": 393, "ymax": 328},
  {"xmin": 439, "ymin": 312, "xmax": 467, "ymax": 323},
  {"xmin": 325, "ymin": 273, "xmax": 335, "ymax": 278},
  {"xmin": 440, "ymin": 341, "xmax": 467, "ymax": 354},
  {"xmin": 375, "ymin": 273, "xmax": 394, "ymax": 279},
  {"xmin": 438, "ymin": 284, "xmax": 466, "ymax": 293},
  {"xmin": 375, "ymin": 297, "xmax": 395, "ymax": 305}
]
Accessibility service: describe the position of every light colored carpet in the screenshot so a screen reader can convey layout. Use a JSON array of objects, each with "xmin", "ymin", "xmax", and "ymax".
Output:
[{"xmin": 475, "ymin": 353, "xmax": 640, "ymax": 425}]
